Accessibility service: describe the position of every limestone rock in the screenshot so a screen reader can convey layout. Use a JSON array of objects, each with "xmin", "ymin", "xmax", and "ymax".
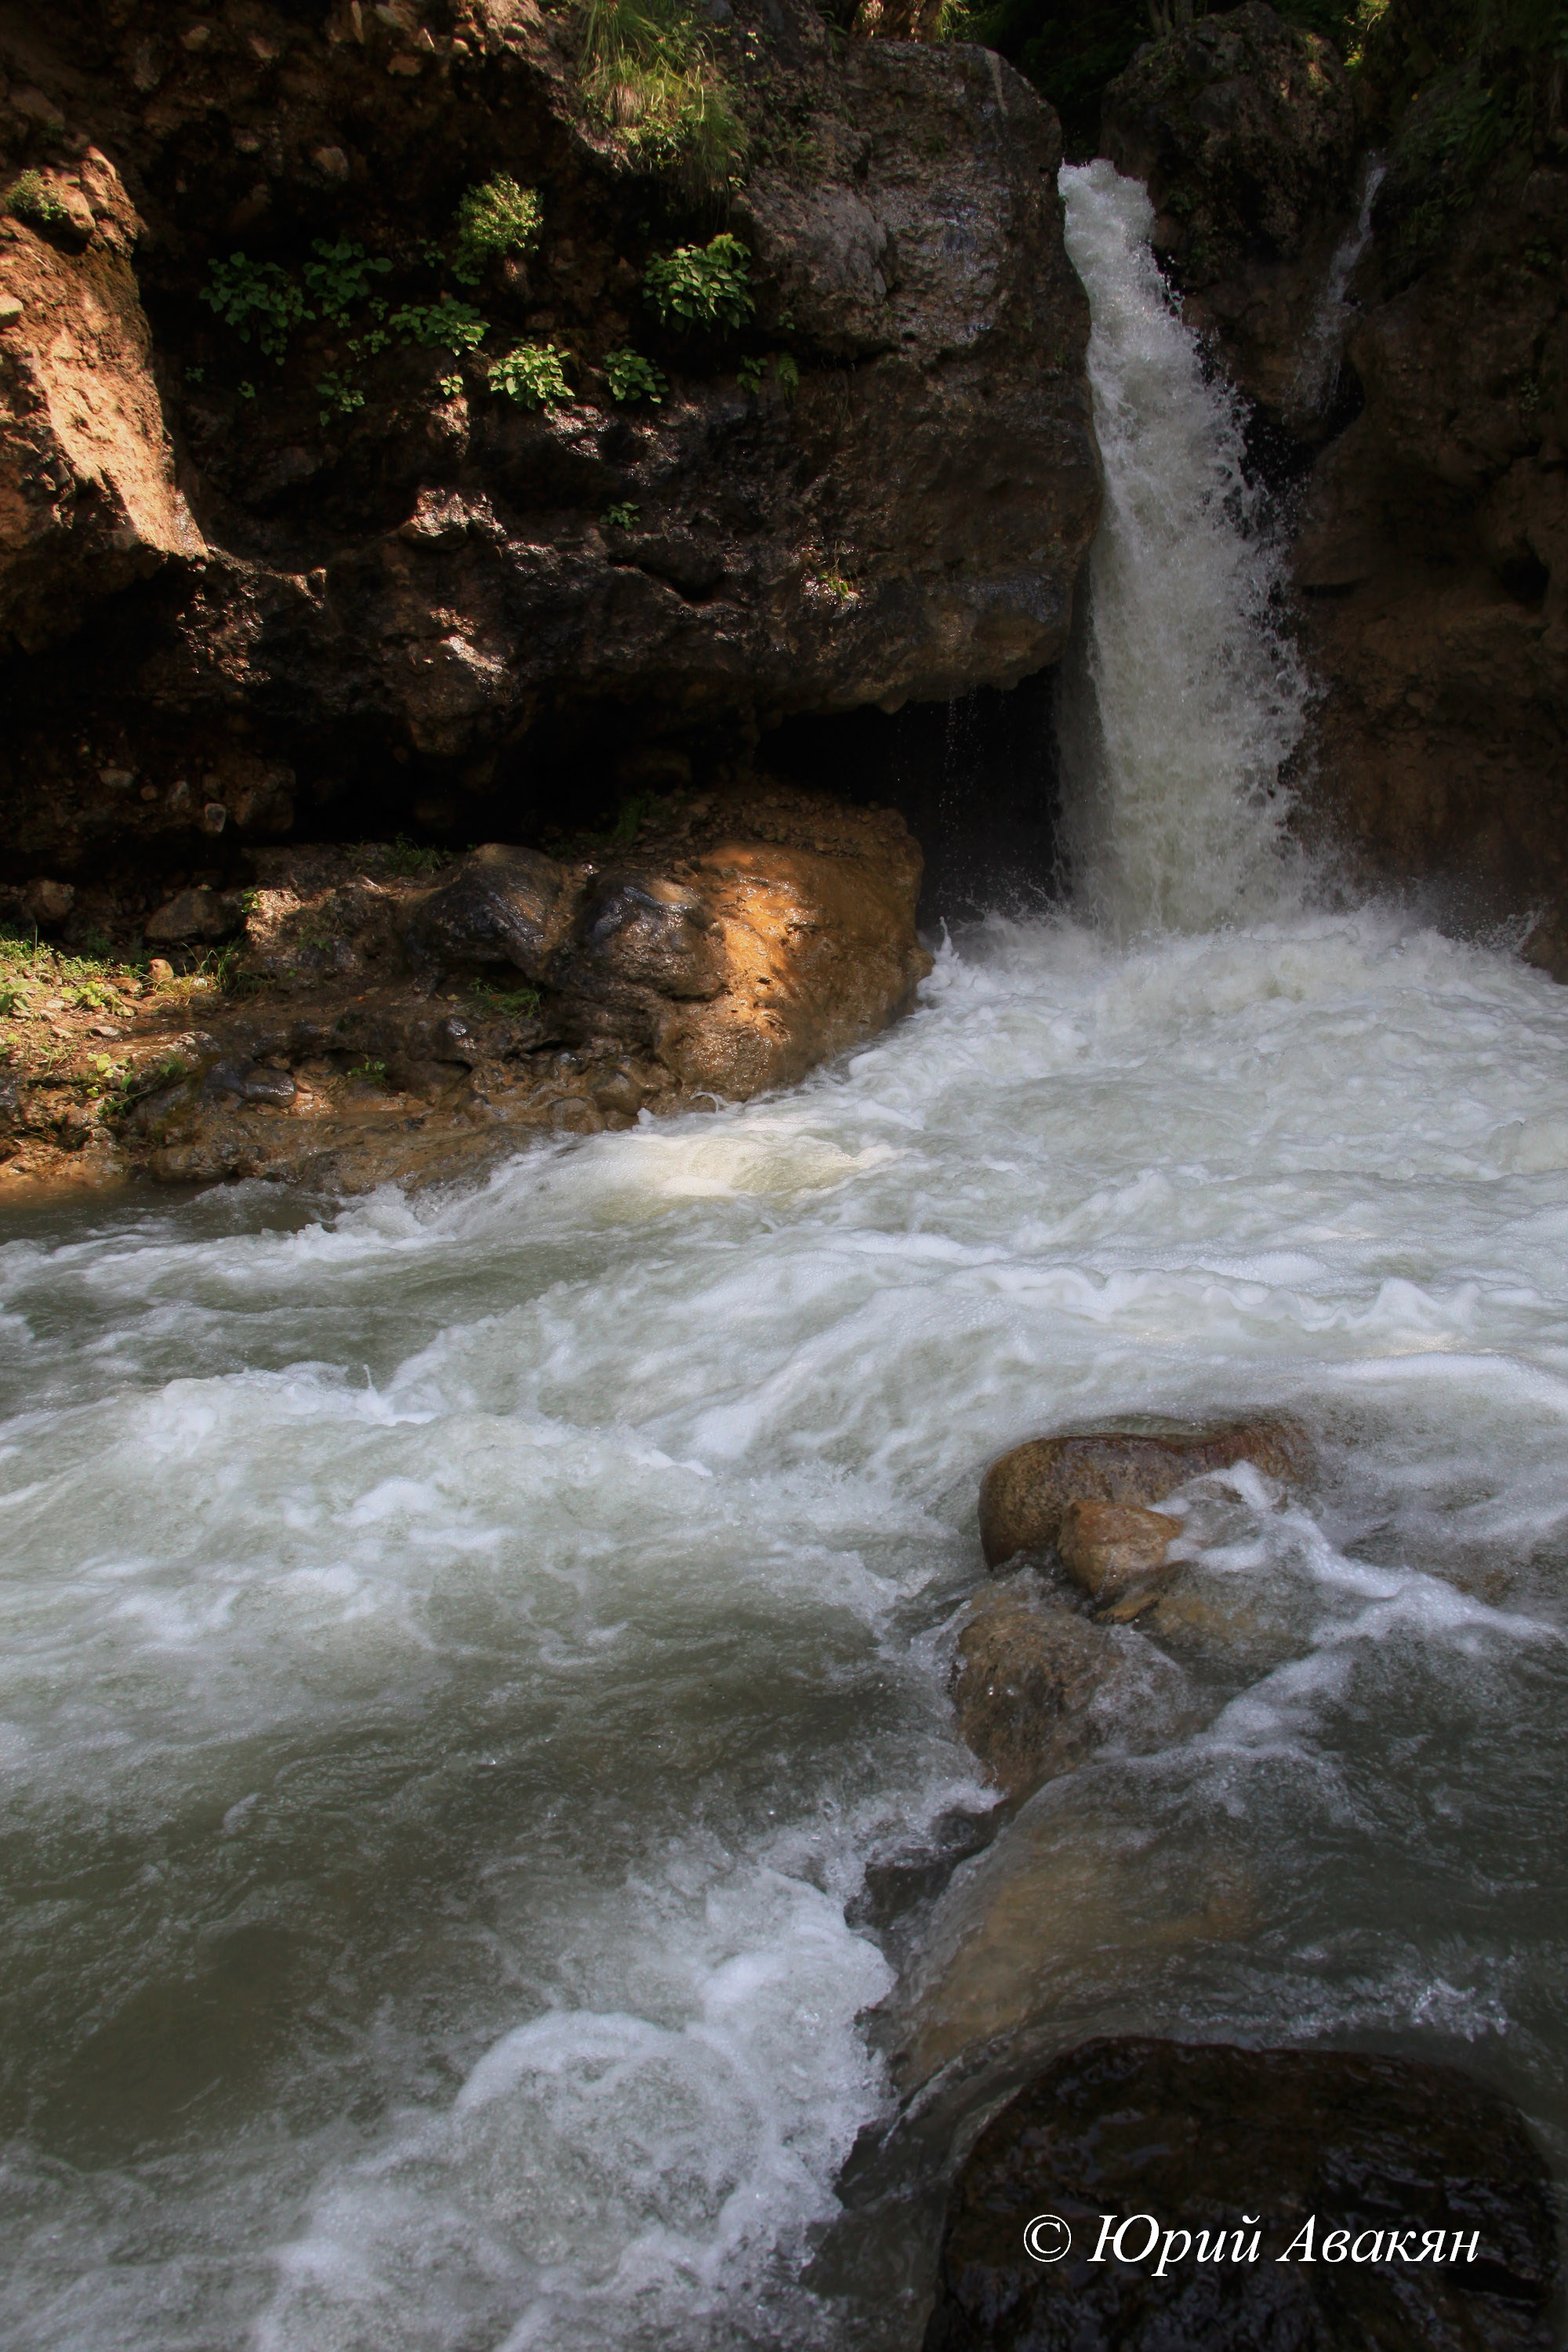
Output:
[
  {"xmin": 1057, "ymin": 1497, "xmax": 1177, "ymax": 1603},
  {"xmin": 144, "ymin": 886, "xmax": 236, "ymax": 944},
  {"xmin": 0, "ymin": 147, "xmax": 203, "ymax": 653},
  {"xmin": 924, "ymin": 2035, "xmax": 1558, "ymax": 2350},
  {"xmin": 949, "ymin": 1576, "xmax": 1123, "ymax": 1800},
  {"xmin": 1102, "ymin": 3, "xmax": 1357, "ymax": 429},
  {"xmin": 0, "ymin": 0, "xmax": 1099, "ymax": 873},
  {"xmin": 978, "ymin": 1418, "xmax": 1311, "ymax": 1570},
  {"xmin": 405, "ymin": 845, "xmax": 581, "ymax": 980},
  {"xmin": 1289, "ymin": 163, "xmax": 1568, "ymax": 952}
]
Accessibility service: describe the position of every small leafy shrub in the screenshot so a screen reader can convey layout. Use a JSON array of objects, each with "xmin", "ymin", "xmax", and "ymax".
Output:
[
  {"xmin": 737, "ymin": 354, "xmax": 766, "ymax": 394},
  {"xmin": 303, "ymin": 238, "xmax": 393, "ymax": 324},
  {"xmin": 6, "ymin": 169, "xmax": 68, "ymax": 227},
  {"xmin": 0, "ymin": 982, "xmax": 24, "ymax": 1016},
  {"xmin": 453, "ymin": 176, "xmax": 543, "ymax": 283},
  {"xmin": 318, "ymin": 370, "xmax": 365, "ymax": 424},
  {"xmin": 603, "ymin": 347, "xmax": 667, "ymax": 403},
  {"xmin": 350, "ymin": 1057, "xmax": 390, "ymax": 1086},
  {"xmin": 775, "ymin": 352, "xmax": 800, "ymax": 398},
  {"xmin": 488, "ymin": 340, "xmax": 572, "ymax": 408},
  {"xmin": 644, "ymin": 233, "xmax": 753, "ymax": 332},
  {"xmin": 603, "ymin": 499, "xmax": 642, "ymax": 529},
  {"xmin": 438, "ymin": 369, "xmax": 465, "ymax": 397},
  {"xmin": 390, "ymin": 295, "xmax": 489, "ymax": 353},
  {"xmin": 201, "ymin": 254, "xmax": 310, "ymax": 363}
]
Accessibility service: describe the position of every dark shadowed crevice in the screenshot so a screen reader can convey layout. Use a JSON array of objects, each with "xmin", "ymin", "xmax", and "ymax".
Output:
[{"xmin": 760, "ymin": 668, "xmax": 1065, "ymax": 929}]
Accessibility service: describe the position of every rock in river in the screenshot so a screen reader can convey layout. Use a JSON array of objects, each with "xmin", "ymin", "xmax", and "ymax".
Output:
[
  {"xmin": 924, "ymin": 2034, "xmax": 1559, "ymax": 2351},
  {"xmin": 978, "ymin": 1418, "xmax": 1311, "ymax": 1570},
  {"xmin": 949, "ymin": 1575, "xmax": 1127, "ymax": 1801}
]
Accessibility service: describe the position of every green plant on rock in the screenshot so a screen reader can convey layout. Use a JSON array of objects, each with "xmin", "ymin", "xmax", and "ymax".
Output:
[
  {"xmin": 201, "ymin": 253, "xmax": 311, "ymax": 363},
  {"xmin": 577, "ymin": 0, "xmax": 746, "ymax": 190},
  {"xmin": 644, "ymin": 232, "xmax": 753, "ymax": 332},
  {"xmin": 390, "ymin": 295, "xmax": 489, "ymax": 352},
  {"xmin": 603, "ymin": 347, "xmax": 667, "ymax": 402},
  {"xmin": 473, "ymin": 981, "xmax": 543, "ymax": 1017},
  {"xmin": 603, "ymin": 499, "xmax": 642, "ymax": 529},
  {"xmin": 6, "ymin": 169, "xmax": 68, "ymax": 227},
  {"xmin": 303, "ymin": 238, "xmax": 393, "ymax": 325},
  {"xmin": 318, "ymin": 369, "xmax": 365, "ymax": 425},
  {"xmin": 453, "ymin": 175, "xmax": 543, "ymax": 283},
  {"xmin": 488, "ymin": 340, "xmax": 572, "ymax": 408}
]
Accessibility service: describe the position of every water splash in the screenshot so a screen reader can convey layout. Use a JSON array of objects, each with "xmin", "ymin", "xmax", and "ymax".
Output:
[
  {"xmin": 1291, "ymin": 154, "xmax": 1387, "ymax": 426},
  {"xmin": 1056, "ymin": 161, "xmax": 1311, "ymax": 936}
]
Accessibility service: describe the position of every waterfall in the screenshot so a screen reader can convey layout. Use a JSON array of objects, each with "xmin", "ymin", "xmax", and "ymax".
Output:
[
  {"xmin": 1055, "ymin": 161, "xmax": 1311, "ymax": 936},
  {"xmin": 1291, "ymin": 153, "xmax": 1387, "ymax": 424}
]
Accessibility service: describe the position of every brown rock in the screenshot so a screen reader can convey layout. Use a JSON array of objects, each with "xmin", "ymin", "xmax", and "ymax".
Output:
[
  {"xmin": 924, "ymin": 2035, "xmax": 1559, "ymax": 2351},
  {"xmin": 0, "ymin": 148, "xmax": 203, "ymax": 652},
  {"xmin": 1290, "ymin": 162, "xmax": 1568, "ymax": 948},
  {"xmin": 949, "ymin": 1576, "xmax": 1123, "ymax": 1800},
  {"xmin": 0, "ymin": 0, "xmax": 1099, "ymax": 869},
  {"xmin": 144, "ymin": 886, "xmax": 234, "ymax": 944},
  {"xmin": 978, "ymin": 1418, "xmax": 1311, "ymax": 1570},
  {"xmin": 1057, "ymin": 1498, "xmax": 1176, "ymax": 1602},
  {"xmin": 20, "ymin": 877, "xmax": 74, "ymax": 925},
  {"xmin": 1102, "ymin": 3, "xmax": 1358, "ymax": 429}
]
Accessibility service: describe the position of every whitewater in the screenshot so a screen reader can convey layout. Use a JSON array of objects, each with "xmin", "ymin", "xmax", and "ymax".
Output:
[{"xmin": 3, "ymin": 163, "xmax": 1567, "ymax": 2350}]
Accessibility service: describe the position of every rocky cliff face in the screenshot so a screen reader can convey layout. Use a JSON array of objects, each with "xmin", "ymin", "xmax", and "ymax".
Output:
[
  {"xmin": 0, "ymin": 0, "xmax": 1099, "ymax": 931},
  {"xmin": 1105, "ymin": 4, "xmax": 1568, "ymax": 964},
  {"xmin": 1102, "ymin": 2, "xmax": 1356, "ymax": 429},
  {"xmin": 1293, "ymin": 162, "xmax": 1568, "ymax": 961}
]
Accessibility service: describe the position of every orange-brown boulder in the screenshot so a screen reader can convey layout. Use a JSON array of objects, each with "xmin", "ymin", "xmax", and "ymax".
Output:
[
  {"xmin": 979, "ymin": 1418, "xmax": 1311, "ymax": 1570},
  {"xmin": 1057, "ymin": 1498, "xmax": 1178, "ymax": 1603}
]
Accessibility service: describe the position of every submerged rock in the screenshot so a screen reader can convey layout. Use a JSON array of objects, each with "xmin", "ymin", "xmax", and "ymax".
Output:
[
  {"xmin": 949, "ymin": 1575, "xmax": 1125, "ymax": 1801},
  {"xmin": 924, "ymin": 2034, "xmax": 1558, "ymax": 2350},
  {"xmin": 978, "ymin": 1418, "xmax": 1311, "ymax": 1570}
]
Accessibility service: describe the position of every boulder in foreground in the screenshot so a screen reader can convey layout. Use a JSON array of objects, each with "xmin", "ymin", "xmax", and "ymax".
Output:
[{"xmin": 925, "ymin": 2034, "xmax": 1558, "ymax": 2350}]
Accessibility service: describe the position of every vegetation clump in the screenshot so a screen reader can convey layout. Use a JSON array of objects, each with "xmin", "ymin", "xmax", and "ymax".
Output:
[
  {"xmin": 200, "ymin": 254, "xmax": 310, "ymax": 362},
  {"xmin": 644, "ymin": 232, "xmax": 753, "ymax": 332},
  {"xmin": 603, "ymin": 347, "xmax": 668, "ymax": 402},
  {"xmin": 5, "ymin": 169, "xmax": 69, "ymax": 227},
  {"xmin": 488, "ymin": 340, "xmax": 572, "ymax": 408},
  {"xmin": 388, "ymin": 295, "xmax": 489, "ymax": 352},
  {"xmin": 453, "ymin": 175, "xmax": 543, "ymax": 282},
  {"xmin": 577, "ymin": 0, "xmax": 747, "ymax": 190}
]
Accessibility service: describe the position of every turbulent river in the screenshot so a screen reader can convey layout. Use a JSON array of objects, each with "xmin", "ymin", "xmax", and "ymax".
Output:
[{"xmin": 5, "ymin": 165, "xmax": 1568, "ymax": 2352}]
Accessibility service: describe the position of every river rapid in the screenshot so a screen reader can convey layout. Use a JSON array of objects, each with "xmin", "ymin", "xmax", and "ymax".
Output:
[{"xmin": 5, "ymin": 165, "xmax": 1568, "ymax": 2350}]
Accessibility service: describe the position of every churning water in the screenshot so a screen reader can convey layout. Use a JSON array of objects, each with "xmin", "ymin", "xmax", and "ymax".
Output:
[{"xmin": 5, "ymin": 164, "xmax": 1568, "ymax": 2351}]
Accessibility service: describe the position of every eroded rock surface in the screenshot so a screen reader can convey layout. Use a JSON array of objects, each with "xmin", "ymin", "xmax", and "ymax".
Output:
[
  {"xmin": 0, "ymin": 0, "xmax": 1098, "ymax": 877},
  {"xmin": 1102, "ymin": 3, "xmax": 1357, "ymax": 429},
  {"xmin": 949, "ymin": 1572, "xmax": 1127, "ymax": 1801},
  {"xmin": 0, "ymin": 781, "xmax": 930, "ymax": 1192},
  {"xmin": 924, "ymin": 2035, "xmax": 1559, "ymax": 2350},
  {"xmin": 978, "ymin": 1417, "xmax": 1311, "ymax": 1570}
]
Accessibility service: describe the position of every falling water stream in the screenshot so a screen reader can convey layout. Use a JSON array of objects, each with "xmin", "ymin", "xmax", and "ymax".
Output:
[{"xmin": 5, "ymin": 164, "xmax": 1568, "ymax": 2350}]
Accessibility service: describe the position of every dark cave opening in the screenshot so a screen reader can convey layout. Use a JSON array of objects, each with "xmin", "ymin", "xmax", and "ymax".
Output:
[{"xmin": 760, "ymin": 667, "xmax": 1066, "ymax": 931}]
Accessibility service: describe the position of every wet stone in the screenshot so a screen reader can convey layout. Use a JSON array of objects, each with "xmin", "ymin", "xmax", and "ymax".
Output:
[
  {"xmin": 979, "ymin": 1417, "xmax": 1311, "ymax": 1570},
  {"xmin": 925, "ymin": 2034, "xmax": 1559, "ymax": 2352},
  {"xmin": 1058, "ymin": 1498, "xmax": 1178, "ymax": 1604},
  {"xmin": 949, "ymin": 1576, "xmax": 1125, "ymax": 1800}
]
